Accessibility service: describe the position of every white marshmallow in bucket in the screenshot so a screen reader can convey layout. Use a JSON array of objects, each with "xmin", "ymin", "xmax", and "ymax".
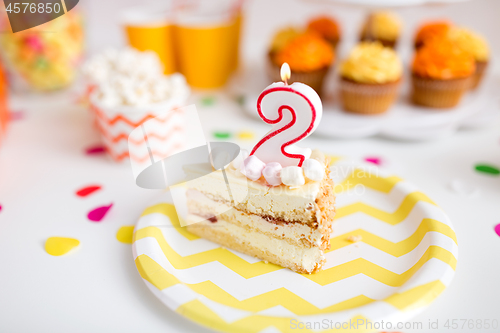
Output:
[
  {"xmin": 303, "ymin": 158, "xmax": 325, "ymax": 181},
  {"xmin": 240, "ymin": 155, "xmax": 266, "ymax": 181},
  {"xmin": 262, "ymin": 162, "xmax": 282, "ymax": 186},
  {"xmin": 281, "ymin": 166, "xmax": 305, "ymax": 187}
]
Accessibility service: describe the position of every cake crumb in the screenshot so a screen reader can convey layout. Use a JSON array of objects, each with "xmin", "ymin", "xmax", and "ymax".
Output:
[
  {"xmin": 347, "ymin": 235, "xmax": 362, "ymax": 243},
  {"xmin": 263, "ymin": 260, "xmax": 269, "ymax": 264}
]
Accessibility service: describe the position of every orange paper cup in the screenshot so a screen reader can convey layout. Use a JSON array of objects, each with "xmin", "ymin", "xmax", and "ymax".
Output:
[
  {"xmin": 122, "ymin": 5, "xmax": 177, "ymax": 75},
  {"xmin": 174, "ymin": 10, "xmax": 242, "ymax": 89}
]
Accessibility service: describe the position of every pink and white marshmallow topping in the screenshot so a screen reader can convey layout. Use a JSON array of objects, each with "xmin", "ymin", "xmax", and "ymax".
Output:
[
  {"xmin": 262, "ymin": 162, "xmax": 282, "ymax": 186},
  {"xmin": 240, "ymin": 155, "xmax": 266, "ymax": 181}
]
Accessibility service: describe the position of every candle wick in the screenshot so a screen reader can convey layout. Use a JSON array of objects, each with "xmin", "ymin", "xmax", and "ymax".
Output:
[{"xmin": 284, "ymin": 78, "xmax": 288, "ymax": 86}]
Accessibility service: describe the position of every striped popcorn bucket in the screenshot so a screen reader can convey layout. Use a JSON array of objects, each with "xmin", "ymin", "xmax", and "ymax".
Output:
[{"xmin": 89, "ymin": 93, "xmax": 187, "ymax": 163}]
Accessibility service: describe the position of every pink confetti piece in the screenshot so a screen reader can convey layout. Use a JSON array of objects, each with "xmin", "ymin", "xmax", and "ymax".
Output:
[
  {"xmin": 0, "ymin": 204, "xmax": 2, "ymax": 212},
  {"xmin": 85, "ymin": 145, "xmax": 106, "ymax": 155},
  {"xmin": 76, "ymin": 185, "xmax": 102, "ymax": 197},
  {"xmin": 495, "ymin": 224, "xmax": 500, "ymax": 238},
  {"xmin": 87, "ymin": 204, "xmax": 113, "ymax": 222},
  {"xmin": 9, "ymin": 111, "xmax": 24, "ymax": 121},
  {"xmin": 365, "ymin": 157, "xmax": 382, "ymax": 165}
]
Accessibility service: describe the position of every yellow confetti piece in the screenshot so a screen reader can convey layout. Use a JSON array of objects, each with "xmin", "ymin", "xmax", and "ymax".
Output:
[
  {"xmin": 116, "ymin": 226, "xmax": 135, "ymax": 244},
  {"xmin": 237, "ymin": 131, "xmax": 255, "ymax": 140},
  {"xmin": 45, "ymin": 237, "xmax": 80, "ymax": 256}
]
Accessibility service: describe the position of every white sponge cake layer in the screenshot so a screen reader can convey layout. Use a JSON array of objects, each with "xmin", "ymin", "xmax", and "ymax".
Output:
[
  {"xmin": 186, "ymin": 189, "xmax": 329, "ymax": 250},
  {"xmin": 186, "ymin": 217, "xmax": 326, "ymax": 274}
]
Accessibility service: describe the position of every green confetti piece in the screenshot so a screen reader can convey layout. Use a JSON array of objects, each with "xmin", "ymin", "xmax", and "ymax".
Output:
[
  {"xmin": 475, "ymin": 164, "xmax": 500, "ymax": 175},
  {"xmin": 236, "ymin": 95, "xmax": 245, "ymax": 106},
  {"xmin": 200, "ymin": 96, "xmax": 216, "ymax": 106},
  {"xmin": 213, "ymin": 131, "xmax": 231, "ymax": 139}
]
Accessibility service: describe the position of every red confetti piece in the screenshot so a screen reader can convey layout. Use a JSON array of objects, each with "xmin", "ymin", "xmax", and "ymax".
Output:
[
  {"xmin": 495, "ymin": 224, "xmax": 500, "ymax": 238},
  {"xmin": 85, "ymin": 145, "xmax": 106, "ymax": 155},
  {"xmin": 87, "ymin": 204, "xmax": 113, "ymax": 222},
  {"xmin": 365, "ymin": 157, "xmax": 382, "ymax": 165},
  {"xmin": 76, "ymin": 185, "xmax": 102, "ymax": 197}
]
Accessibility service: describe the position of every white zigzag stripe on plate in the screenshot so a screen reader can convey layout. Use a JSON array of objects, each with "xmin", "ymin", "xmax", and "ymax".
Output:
[
  {"xmin": 333, "ymin": 203, "xmax": 453, "ymax": 241},
  {"xmin": 322, "ymin": 233, "xmax": 457, "ymax": 270},
  {"xmin": 335, "ymin": 180, "xmax": 427, "ymax": 210}
]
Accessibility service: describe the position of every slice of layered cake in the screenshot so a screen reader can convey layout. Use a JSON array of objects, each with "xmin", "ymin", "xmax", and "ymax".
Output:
[{"xmin": 184, "ymin": 150, "xmax": 335, "ymax": 274}]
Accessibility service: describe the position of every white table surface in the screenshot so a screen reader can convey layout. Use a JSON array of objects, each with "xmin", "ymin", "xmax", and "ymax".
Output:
[{"xmin": 1, "ymin": 0, "xmax": 500, "ymax": 332}]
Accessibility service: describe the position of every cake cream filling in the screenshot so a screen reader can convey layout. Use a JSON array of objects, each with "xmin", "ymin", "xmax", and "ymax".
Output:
[
  {"xmin": 183, "ymin": 163, "xmax": 322, "ymax": 223},
  {"xmin": 186, "ymin": 216, "xmax": 325, "ymax": 273},
  {"xmin": 187, "ymin": 189, "xmax": 326, "ymax": 248}
]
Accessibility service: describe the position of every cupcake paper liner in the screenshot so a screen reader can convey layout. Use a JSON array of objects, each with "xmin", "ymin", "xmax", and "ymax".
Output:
[
  {"xmin": 339, "ymin": 78, "xmax": 401, "ymax": 114},
  {"xmin": 411, "ymin": 75, "xmax": 471, "ymax": 108},
  {"xmin": 470, "ymin": 60, "xmax": 488, "ymax": 90},
  {"xmin": 359, "ymin": 34, "xmax": 397, "ymax": 48}
]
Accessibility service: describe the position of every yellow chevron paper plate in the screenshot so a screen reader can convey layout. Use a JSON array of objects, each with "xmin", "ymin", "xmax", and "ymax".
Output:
[{"xmin": 132, "ymin": 158, "xmax": 458, "ymax": 333}]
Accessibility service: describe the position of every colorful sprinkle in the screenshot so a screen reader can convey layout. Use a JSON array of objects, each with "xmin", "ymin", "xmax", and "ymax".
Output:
[
  {"xmin": 200, "ymin": 96, "xmax": 216, "ymax": 106},
  {"xmin": 35, "ymin": 57, "xmax": 48, "ymax": 69},
  {"xmin": 85, "ymin": 145, "xmax": 106, "ymax": 155},
  {"xmin": 116, "ymin": 226, "xmax": 135, "ymax": 244},
  {"xmin": 475, "ymin": 164, "xmax": 500, "ymax": 175},
  {"xmin": 76, "ymin": 185, "xmax": 102, "ymax": 197},
  {"xmin": 45, "ymin": 237, "xmax": 80, "ymax": 256},
  {"xmin": 213, "ymin": 131, "xmax": 231, "ymax": 139},
  {"xmin": 237, "ymin": 131, "xmax": 255, "ymax": 140},
  {"xmin": 25, "ymin": 35, "xmax": 43, "ymax": 52},
  {"xmin": 365, "ymin": 157, "xmax": 382, "ymax": 165},
  {"xmin": 87, "ymin": 203, "xmax": 113, "ymax": 222},
  {"xmin": 495, "ymin": 224, "xmax": 500, "ymax": 238}
]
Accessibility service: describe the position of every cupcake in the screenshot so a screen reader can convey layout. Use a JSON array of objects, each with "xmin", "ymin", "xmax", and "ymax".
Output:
[
  {"xmin": 411, "ymin": 39, "xmax": 475, "ymax": 108},
  {"xmin": 268, "ymin": 27, "xmax": 302, "ymax": 56},
  {"xmin": 307, "ymin": 16, "xmax": 341, "ymax": 49},
  {"xmin": 360, "ymin": 11, "xmax": 402, "ymax": 48},
  {"xmin": 448, "ymin": 27, "xmax": 490, "ymax": 89},
  {"xmin": 339, "ymin": 42, "xmax": 402, "ymax": 114},
  {"xmin": 414, "ymin": 20, "xmax": 452, "ymax": 49},
  {"xmin": 269, "ymin": 32, "xmax": 334, "ymax": 95}
]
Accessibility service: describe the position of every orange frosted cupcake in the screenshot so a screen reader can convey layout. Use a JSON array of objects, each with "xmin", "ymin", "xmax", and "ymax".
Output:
[
  {"xmin": 307, "ymin": 16, "xmax": 341, "ymax": 49},
  {"xmin": 360, "ymin": 11, "xmax": 402, "ymax": 48},
  {"xmin": 448, "ymin": 27, "xmax": 490, "ymax": 89},
  {"xmin": 339, "ymin": 42, "xmax": 402, "ymax": 114},
  {"xmin": 269, "ymin": 27, "xmax": 302, "ymax": 55},
  {"xmin": 269, "ymin": 32, "xmax": 334, "ymax": 94},
  {"xmin": 411, "ymin": 39, "xmax": 475, "ymax": 108},
  {"xmin": 414, "ymin": 20, "xmax": 452, "ymax": 49}
]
